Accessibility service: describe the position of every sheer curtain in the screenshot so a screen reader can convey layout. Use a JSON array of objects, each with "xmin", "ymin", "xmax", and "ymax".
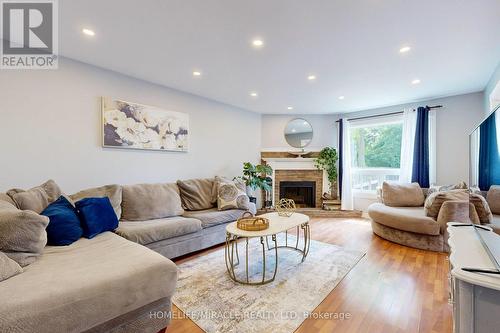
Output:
[
  {"xmin": 399, "ymin": 108, "xmax": 416, "ymax": 183},
  {"xmin": 470, "ymin": 127, "xmax": 480, "ymax": 188},
  {"xmin": 341, "ymin": 119, "xmax": 353, "ymax": 210}
]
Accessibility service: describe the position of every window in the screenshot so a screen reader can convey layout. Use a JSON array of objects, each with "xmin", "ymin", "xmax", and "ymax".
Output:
[{"xmin": 349, "ymin": 116, "xmax": 403, "ymax": 192}]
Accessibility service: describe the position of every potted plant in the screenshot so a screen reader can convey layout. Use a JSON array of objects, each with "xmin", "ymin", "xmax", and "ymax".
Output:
[
  {"xmin": 235, "ymin": 162, "xmax": 273, "ymax": 204},
  {"xmin": 314, "ymin": 147, "xmax": 339, "ymax": 200}
]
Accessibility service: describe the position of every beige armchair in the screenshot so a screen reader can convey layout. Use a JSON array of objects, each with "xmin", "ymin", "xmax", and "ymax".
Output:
[{"xmin": 369, "ymin": 188, "xmax": 475, "ymax": 252}]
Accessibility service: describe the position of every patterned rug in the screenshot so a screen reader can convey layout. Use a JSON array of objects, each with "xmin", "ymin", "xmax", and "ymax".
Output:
[{"xmin": 172, "ymin": 234, "xmax": 365, "ymax": 333}]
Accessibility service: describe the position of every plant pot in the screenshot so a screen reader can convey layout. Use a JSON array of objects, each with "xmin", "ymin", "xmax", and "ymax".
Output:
[{"xmin": 330, "ymin": 182, "xmax": 338, "ymax": 200}]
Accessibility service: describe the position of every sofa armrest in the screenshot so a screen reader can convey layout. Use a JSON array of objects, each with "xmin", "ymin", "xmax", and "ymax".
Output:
[
  {"xmin": 248, "ymin": 202, "xmax": 257, "ymax": 215},
  {"xmin": 437, "ymin": 201, "xmax": 479, "ymax": 232}
]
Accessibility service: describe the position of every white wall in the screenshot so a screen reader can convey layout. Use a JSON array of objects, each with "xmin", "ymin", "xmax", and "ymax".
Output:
[
  {"xmin": 261, "ymin": 114, "xmax": 339, "ymax": 151},
  {"xmin": 0, "ymin": 58, "xmax": 262, "ymax": 193},
  {"xmin": 484, "ymin": 61, "xmax": 500, "ymax": 115}
]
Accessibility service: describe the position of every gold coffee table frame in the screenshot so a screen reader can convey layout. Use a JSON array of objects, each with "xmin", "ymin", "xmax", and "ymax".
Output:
[{"xmin": 224, "ymin": 212, "xmax": 310, "ymax": 285}]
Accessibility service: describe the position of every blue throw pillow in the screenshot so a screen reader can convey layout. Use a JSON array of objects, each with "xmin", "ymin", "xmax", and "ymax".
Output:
[
  {"xmin": 41, "ymin": 196, "xmax": 83, "ymax": 246},
  {"xmin": 76, "ymin": 197, "xmax": 119, "ymax": 239}
]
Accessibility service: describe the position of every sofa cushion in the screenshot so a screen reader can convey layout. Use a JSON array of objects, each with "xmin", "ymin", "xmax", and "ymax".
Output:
[
  {"xmin": 76, "ymin": 197, "xmax": 119, "ymax": 239},
  {"xmin": 70, "ymin": 184, "xmax": 122, "ymax": 219},
  {"xmin": 115, "ymin": 216, "xmax": 202, "ymax": 245},
  {"xmin": 121, "ymin": 183, "xmax": 184, "ymax": 221},
  {"xmin": 470, "ymin": 193, "xmax": 493, "ymax": 224},
  {"xmin": 177, "ymin": 178, "xmax": 217, "ymax": 211},
  {"xmin": 7, "ymin": 179, "xmax": 62, "ymax": 213},
  {"xmin": 382, "ymin": 182, "xmax": 425, "ymax": 207},
  {"xmin": 487, "ymin": 185, "xmax": 500, "ymax": 215},
  {"xmin": 368, "ymin": 203, "xmax": 440, "ymax": 236},
  {"xmin": 41, "ymin": 196, "xmax": 83, "ymax": 246},
  {"xmin": 0, "ymin": 251, "xmax": 23, "ymax": 282},
  {"xmin": 183, "ymin": 203, "xmax": 256, "ymax": 228},
  {"xmin": 0, "ymin": 193, "xmax": 16, "ymax": 206},
  {"xmin": 0, "ymin": 200, "xmax": 49, "ymax": 267},
  {"xmin": 0, "ymin": 232, "xmax": 178, "ymax": 333},
  {"xmin": 424, "ymin": 189, "xmax": 469, "ymax": 218}
]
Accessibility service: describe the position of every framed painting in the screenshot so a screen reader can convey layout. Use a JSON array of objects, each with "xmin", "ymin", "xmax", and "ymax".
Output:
[{"xmin": 102, "ymin": 97, "xmax": 189, "ymax": 152}]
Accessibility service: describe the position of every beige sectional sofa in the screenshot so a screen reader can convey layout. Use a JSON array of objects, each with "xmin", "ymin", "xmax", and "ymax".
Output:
[
  {"xmin": 0, "ymin": 178, "xmax": 253, "ymax": 333},
  {"xmin": 368, "ymin": 183, "xmax": 473, "ymax": 252}
]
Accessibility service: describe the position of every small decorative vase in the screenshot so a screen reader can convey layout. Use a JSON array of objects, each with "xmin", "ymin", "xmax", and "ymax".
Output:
[{"xmin": 276, "ymin": 198, "xmax": 296, "ymax": 217}]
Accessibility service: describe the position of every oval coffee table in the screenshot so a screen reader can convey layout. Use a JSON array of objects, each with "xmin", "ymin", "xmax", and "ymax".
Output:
[{"xmin": 225, "ymin": 212, "xmax": 310, "ymax": 285}]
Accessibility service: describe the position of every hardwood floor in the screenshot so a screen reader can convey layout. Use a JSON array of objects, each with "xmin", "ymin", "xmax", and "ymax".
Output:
[{"xmin": 167, "ymin": 218, "xmax": 452, "ymax": 333}]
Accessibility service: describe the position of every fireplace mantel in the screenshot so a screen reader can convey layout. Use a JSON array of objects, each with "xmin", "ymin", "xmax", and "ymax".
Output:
[{"xmin": 262, "ymin": 157, "xmax": 329, "ymax": 207}]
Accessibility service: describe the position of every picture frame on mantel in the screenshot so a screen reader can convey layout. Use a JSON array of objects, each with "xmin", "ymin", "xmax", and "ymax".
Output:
[{"xmin": 101, "ymin": 97, "xmax": 189, "ymax": 152}]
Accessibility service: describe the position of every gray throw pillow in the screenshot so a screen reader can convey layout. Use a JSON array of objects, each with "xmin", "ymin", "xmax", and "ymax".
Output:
[
  {"xmin": 487, "ymin": 185, "xmax": 500, "ymax": 215},
  {"xmin": 7, "ymin": 179, "xmax": 62, "ymax": 213},
  {"xmin": 0, "ymin": 200, "xmax": 49, "ymax": 267},
  {"xmin": 121, "ymin": 183, "xmax": 184, "ymax": 221},
  {"xmin": 382, "ymin": 182, "xmax": 425, "ymax": 207},
  {"xmin": 0, "ymin": 251, "xmax": 23, "ymax": 281},
  {"xmin": 70, "ymin": 184, "xmax": 122, "ymax": 219},
  {"xmin": 424, "ymin": 189, "xmax": 469, "ymax": 218},
  {"xmin": 177, "ymin": 178, "xmax": 217, "ymax": 211}
]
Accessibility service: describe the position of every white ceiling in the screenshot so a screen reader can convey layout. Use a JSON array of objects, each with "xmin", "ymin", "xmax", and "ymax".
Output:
[{"xmin": 59, "ymin": 0, "xmax": 500, "ymax": 114}]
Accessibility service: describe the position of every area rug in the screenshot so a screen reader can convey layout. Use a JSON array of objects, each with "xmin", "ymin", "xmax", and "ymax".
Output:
[{"xmin": 172, "ymin": 234, "xmax": 365, "ymax": 333}]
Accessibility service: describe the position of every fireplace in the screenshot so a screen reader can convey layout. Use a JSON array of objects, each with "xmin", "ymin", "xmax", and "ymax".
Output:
[{"xmin": 279, "ymin": 181, "xmax": 316, "ymax": 208}]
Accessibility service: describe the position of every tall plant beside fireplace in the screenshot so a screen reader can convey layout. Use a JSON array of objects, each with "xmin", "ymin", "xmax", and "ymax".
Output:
[
  {"xmin": 235, "ymin": 162, "xmax": 273, "ymax": 204},
  {"xmin": 314, "ymin": 147, "xmax": 339, "ymax": 200}
]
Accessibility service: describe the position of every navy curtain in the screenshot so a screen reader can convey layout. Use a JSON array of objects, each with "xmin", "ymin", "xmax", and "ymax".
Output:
[
  {"xmin": 338, "ymin": 119, "xmax": 344, "ymax": 200},
  {"xmin": 478, "ymin": 112, "xmax": 499, "ymax": 191},
  {"xmin": 411, "ymin": 106, "xmax": 430, "ymax": 187}
]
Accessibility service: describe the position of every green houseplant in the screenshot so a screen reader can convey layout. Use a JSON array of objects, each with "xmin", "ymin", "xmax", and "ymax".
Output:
[
  {"xmin": 314, "ymin": 147, "xmax": 339, "ymax": 200},
  {"xmin": 235, "ymin": 162, "xmax": 273, "ymax": 203}
]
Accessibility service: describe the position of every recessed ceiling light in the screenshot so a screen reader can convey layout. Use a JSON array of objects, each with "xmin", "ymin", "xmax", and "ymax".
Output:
[
  {"xmin": 399, "ymin": 46, "xmax": 411, "ymax": 53},
  {"xmin": 411, "ymin": 79, "xmax": 421, "ymax": 85},
  {"xmin": 82, "ymin": 28, "xmax": 95, "ymax": 36},
  {"xmin": 307, "ymin": 75, "xmax": 316, "ymax": 81},
  {"xmin": 291, "ymin": 129, "xmax": 296, "ymax": 133},
  {"xmin": 192, "ymin": 71, "xmax": 201, "ymax": 77},
  {"xmin": 287, "ymin": 106, "xmax": 293, "ymax": 110},
  {"xmin": 338, "ymin": 96, "xmax": 345, "ymax": 100},
  {"xmin": 250, "ymin": 92, "xmax": 258, "ymax": 97},
  {"xmin": 252, "ymin": 39, "xmax": 264, "ymax": 47}
]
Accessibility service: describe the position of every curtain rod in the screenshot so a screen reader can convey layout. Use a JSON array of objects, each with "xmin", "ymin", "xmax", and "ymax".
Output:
[{"xmin": 335, "ymin": 105, "xmax": 443, "ymax": 123}]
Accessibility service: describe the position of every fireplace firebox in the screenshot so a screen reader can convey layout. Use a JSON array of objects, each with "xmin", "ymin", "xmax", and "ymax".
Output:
[{"xmin": 279, "ymin": 181, "xmax": 316, "ymax": 208}]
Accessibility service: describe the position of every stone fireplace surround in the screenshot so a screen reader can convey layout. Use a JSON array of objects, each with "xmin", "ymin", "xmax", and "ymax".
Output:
[{"xmin": 261, "ymin": 157, "xmax": 328, "ymax": 209}]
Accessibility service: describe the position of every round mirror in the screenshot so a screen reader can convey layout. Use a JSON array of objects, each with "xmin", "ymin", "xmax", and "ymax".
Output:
[{"xmin": 284, "ymin": 118, "xmax": 313, "ymax": 148}]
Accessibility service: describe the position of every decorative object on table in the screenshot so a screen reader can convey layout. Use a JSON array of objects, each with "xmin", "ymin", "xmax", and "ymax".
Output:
[
  {"xmin": 322, "ymin": 199, "xmax": 341, "ymax": 211},
  {"xmin": 215, "ymin": 176, "xmax": 251, "ymax": 211},
  {"xmin": 315, "ymin": 147, "xmax": 339, "ymax": 200},
  {"xmin": 284, "ymin": 118, "xmax": 313, "ymax": 152},
  {"xmin": 236, "ymin": 211, "xmax": 269, "ymax": 231},
  {"xmin": 275, "ymin": 198, "xmax": 296, "ymax": 217},
  {"xmin": 234, "ymin": 162, "xmax": 273, "ymax": 204},
  {"xmin": 102, "ymin": 97, "xmax": 189, "ymax": 151},
  {"xmin": 173, "ymin": 232, "xmax": 365, "ymax": 333}
]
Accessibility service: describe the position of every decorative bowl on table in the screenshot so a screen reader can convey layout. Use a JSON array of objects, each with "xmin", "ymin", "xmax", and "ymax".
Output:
[
  {"xmin": 237, "ymin": 211, "xmax": 269, "ymax": 231},
  {"xmin": 275, "ymin": 198, "xmax": 296, "ymax": 217}
]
